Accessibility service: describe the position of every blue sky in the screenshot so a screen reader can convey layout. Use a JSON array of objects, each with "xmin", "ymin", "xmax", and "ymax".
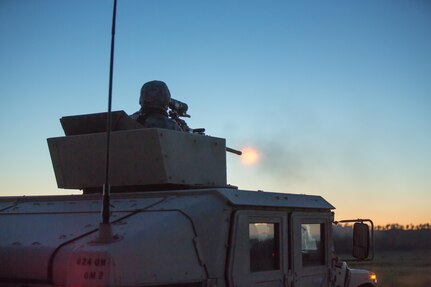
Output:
[{"xmin": 0, "ymin": 0, "xmax": 430, "ymax": 225}]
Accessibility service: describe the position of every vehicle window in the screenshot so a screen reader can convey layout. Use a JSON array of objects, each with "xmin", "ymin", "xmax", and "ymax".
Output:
[
  {"xmin": 301, "ymin": 223, "xmax": 325, "ymax": 266},
  {"xmin": 249, "ymin": 223, "xmax": 280, "ymax": 272}
]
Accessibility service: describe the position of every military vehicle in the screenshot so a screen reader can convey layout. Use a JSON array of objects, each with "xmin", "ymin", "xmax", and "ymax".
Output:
[
  {"xmin": 0, "ymin": 1, "xmax": 377, "ymax": 285},
  {"xmin": 0, "ymin": 105, "xmax": 377, "ymax": 287}
]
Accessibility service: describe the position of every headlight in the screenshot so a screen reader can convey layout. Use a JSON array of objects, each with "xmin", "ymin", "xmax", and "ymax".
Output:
[{"xmin": 369, "ymin": 272, "xmax": 377, "ymax": 284}]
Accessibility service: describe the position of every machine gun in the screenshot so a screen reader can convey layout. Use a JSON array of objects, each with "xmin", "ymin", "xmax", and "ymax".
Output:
[{"xmin": 168, "ymin": 98, "xmax": 205, "ymax": 134}]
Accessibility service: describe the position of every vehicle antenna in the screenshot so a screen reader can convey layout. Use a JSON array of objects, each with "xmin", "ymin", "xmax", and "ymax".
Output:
[{"xmin": 99, "ymin": 0, "xmax": 118, "ymax": 242}]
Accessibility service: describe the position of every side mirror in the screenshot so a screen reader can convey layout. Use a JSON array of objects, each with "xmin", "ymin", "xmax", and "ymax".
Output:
[{"xmin": 352, "ymin": 222, "xmax": 370, "ymax": 260}]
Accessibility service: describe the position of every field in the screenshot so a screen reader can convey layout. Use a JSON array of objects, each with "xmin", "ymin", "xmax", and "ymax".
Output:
[{"xmin": 347, "ymin": 249, "xmax": 431, "ymax": 287}]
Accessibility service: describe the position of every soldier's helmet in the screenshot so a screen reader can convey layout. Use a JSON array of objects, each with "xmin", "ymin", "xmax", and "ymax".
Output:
[{"xmin": 139, "ymin": 80, "xmax": 171, "ymax": 111}]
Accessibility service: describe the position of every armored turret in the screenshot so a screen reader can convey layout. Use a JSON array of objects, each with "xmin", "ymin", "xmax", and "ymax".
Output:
[{"xmin": 47, "ymin": 110, "xmax": 227, "ymax": 193}]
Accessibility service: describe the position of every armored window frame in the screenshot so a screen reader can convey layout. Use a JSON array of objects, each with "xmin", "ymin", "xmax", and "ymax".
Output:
[
  {"xmin": 249, "ymin": 222, "xmax": 280, "ymax": 272},
  {"xmin": 300, "ymin": 223, "xmax": 325, "ymax": 267}
]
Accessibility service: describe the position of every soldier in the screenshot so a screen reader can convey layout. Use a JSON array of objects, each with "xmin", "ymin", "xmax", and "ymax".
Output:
[{"xmin": 131, "ymin": 80, "xmax": 182, "ymax": 131}]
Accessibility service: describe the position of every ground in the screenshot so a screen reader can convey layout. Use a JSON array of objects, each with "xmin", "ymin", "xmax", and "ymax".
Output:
[{"xmin": 347, "ymin": 249, "xmax": 431, "ymax": 287}]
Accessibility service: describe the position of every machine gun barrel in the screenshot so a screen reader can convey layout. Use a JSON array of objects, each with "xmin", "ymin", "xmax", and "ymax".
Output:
[{"xmin": 226, "ymin": 147, "xmax": 242, "ymax": 155}]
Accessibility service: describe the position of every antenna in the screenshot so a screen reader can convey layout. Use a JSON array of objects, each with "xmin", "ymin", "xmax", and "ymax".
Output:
[{"xmin": 99, "ymin": 0, "xmax": 118, "ymax": 242}]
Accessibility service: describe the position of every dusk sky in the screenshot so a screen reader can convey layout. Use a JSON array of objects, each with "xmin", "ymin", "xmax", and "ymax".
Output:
[{"xmin": 1, "ymin": 0, "xmax": 430, "ymax": 226}]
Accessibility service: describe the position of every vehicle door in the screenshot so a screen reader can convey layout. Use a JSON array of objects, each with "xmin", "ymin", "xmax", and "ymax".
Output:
[
  {"xmin": 228, "ymin": 210, "xmax": 289, "ymax": 287},
  {"xmin": 291, "ymin": 212, "xmax": 332, "ymax": 287}
]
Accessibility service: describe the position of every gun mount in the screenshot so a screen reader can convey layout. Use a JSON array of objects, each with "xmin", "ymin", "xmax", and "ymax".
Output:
[{"xmin": 48, "ymin": 110, "xmax": 226, "ymax": 193}]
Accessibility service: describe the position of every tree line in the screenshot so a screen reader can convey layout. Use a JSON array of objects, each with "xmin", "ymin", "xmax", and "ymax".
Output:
[
  {"xmin": 374, "ymin": 223, "xmax": 430, "ymax": 231},
  {"xmin": 333, "ymin": 223, "xmax": 431, "ymax": 253}
]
